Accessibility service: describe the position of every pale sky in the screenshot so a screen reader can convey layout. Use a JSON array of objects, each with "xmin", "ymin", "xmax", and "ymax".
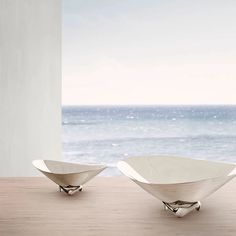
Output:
[{"xmin": 62, "ymin": 0, "xmax": 236, "ymax": 105}]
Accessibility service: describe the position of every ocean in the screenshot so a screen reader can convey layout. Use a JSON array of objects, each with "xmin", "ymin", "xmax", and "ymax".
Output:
[{"xmin": 62, "ymin": 105, "xmax": 236, "ymax": 176}]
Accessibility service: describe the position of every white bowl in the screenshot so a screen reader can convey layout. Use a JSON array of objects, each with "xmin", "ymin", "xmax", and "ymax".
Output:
[
  {"xmin": 117, "ymin": 156, "xmax": 236, "ymax": 217},
  {"xmin": 33, "ymin": 160, "xmax": 106, "ymax": 195}
]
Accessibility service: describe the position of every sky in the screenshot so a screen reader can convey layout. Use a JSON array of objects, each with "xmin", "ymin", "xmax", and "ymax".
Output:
[{"xmin": 62, "ymin": 0, "xmax": 236, "ymax": 105}]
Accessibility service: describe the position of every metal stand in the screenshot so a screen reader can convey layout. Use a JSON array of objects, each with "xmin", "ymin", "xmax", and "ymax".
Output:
[
  {"xmin": 59, "ymin": 185, "xmax": 83, "ymax": 195},
  {"xmin": 163, "ymin": 200, "xmax": 201, "ymax": 217}
]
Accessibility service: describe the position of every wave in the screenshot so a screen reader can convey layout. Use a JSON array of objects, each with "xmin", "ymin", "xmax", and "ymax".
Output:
[
  {"xmin": 62, "ymin": 121, "xmax": 97, "ymax": 126},
  {"xmin": 63, "ymin": 134, "xmax": 236, "ymax": 145}
]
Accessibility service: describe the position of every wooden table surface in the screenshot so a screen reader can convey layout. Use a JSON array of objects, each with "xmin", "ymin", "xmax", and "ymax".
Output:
[{"xmin": 0, "ymin": 177, "xmax": 235, "ymax": 236}]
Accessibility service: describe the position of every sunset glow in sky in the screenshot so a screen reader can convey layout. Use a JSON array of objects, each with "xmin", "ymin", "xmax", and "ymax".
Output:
[{"xmin": 63, "ymin": 0, "xmax": 236, "ymax": 105}]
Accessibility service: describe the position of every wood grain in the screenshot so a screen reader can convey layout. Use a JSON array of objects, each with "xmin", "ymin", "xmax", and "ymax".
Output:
[{"xmin": 0, "ymin": 177, "xmax": 235, "ymax": 236}]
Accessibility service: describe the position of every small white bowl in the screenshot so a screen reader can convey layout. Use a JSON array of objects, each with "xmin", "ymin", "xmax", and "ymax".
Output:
[
  {"xmin": 117, "ymin": 156, "xmax": 236, "ymax": 217},
  {"xmin": 33, "ymin": 160, "xmax": 106, "ymax": 195}
]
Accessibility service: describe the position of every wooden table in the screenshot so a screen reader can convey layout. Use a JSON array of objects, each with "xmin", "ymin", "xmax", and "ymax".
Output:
[{"xmin": 0, "ymin": 177, "xmax": 235, "ymax": 236}]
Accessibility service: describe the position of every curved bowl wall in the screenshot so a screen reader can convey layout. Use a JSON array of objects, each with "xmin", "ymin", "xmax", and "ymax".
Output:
[
  {"xmin": 117, "ymin": 156, "xmax": 236, "ymax": 203},
  {"xmin": 33, "ymin": 160, "xmax": 106, "ymax": 187}
]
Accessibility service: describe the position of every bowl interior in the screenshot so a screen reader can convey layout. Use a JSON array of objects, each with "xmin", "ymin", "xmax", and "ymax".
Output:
[
  {"xmin": 33, "ymin": 160, "xmax": 105, "ymax": 174},
  {"xmin": 120, "ymin": 156, "xmax": 236, "ymax": 184}
]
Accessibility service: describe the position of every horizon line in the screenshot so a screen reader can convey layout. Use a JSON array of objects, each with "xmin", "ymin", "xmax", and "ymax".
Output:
[{"xmin": 61, "ymin": 104, "xmax": 236, "ymax": 107}]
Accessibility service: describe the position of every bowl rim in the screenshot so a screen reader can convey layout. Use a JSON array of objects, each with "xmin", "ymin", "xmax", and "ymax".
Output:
[
  {"xmin": 32, "ymin": 159, "xmax": 107, "ymax": 175},
  {"xmin": 117, "ymin": 155, "xmax": 236, "ymax": 185}
]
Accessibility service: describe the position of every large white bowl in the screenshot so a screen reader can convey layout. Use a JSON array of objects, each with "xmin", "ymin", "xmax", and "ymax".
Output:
[
  {"xmin": 33, "ymin": 160, "xmax": 106, "ymax": 195},
  {"xmin": 117, "ymin": 156, "xmax": 236, "ymax": 217}
]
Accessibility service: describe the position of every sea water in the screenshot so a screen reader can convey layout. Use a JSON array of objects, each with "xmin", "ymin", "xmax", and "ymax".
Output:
[{"xmin": 62, "ymin": 105, "xmax": 236, "ymax": 176}]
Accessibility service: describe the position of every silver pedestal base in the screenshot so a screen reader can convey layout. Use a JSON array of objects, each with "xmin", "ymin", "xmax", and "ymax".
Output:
[
  {"xmin": 163, "ymin": 200, "xmax": 201, "ymax": 217},
  {"xmin": 59, "ymin": 185, "xmax": 83, "ymax": 195}
]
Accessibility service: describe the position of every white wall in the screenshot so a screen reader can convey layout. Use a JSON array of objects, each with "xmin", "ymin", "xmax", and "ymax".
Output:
[{"xmin": 0, "ymin": 0, "xmax": 61, "ymax": 176}]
